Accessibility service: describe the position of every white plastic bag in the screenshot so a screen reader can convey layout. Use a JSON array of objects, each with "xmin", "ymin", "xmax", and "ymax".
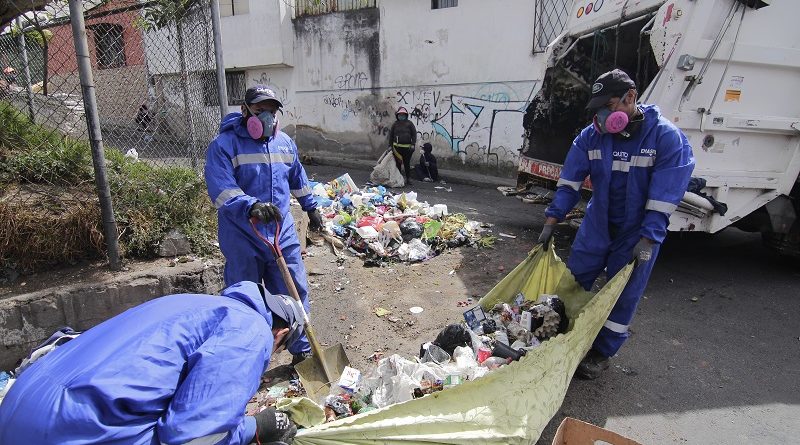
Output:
[
  {"xmin": 370, "ymin": 150, "xmax": 405, "ymax": 188},
  {"xmin": 397, "ymin": 239, "xmax": 430, "ymax": 262},
  {"xmin": 364, "ymin": 355, "xmax": 446, "ymax": 408}
]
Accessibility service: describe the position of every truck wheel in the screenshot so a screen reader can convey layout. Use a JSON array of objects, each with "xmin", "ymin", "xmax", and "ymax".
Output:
[{"xmin": 762, "ymin": 228, "xmax": 800, "ymax": 258}]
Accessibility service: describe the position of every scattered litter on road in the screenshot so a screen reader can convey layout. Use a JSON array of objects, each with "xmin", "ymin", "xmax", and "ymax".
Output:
[
  {"xmin": 409, "ymin": 306, "xmax": 424, "ymax": 314},
  {"xmin": 498, "ymin": 233, "xmax": 517, "ymax": 239},
  {"xmin": 304, "ymin": 175, "xmax": 490, "ymax": 266},
  {"xmin": 374, "ymin": 307, "xmax": 392, "ymax": 317},
  {"xmin": 496, "ymin": 186, "xmax": 523, "ymax": 196},
  {"xmin": 476, "ymin": 236, "xmax": 496, "ymax": 248}
]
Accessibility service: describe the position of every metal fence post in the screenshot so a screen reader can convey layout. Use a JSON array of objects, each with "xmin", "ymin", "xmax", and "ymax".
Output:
[
  {"xmin": 175, "ymin": 20, "xmax": 198, "ymax": 169},
  {"xmin": 15, "ymin": 16, "xmax": 35, "ymax": 121},
  {"xmin": 210, "ymin": 0, "xmax": 228, "ymax": 120},
  {"xmin": 67, "ymin": 0, "xmax": 121, "ymax": 270}
]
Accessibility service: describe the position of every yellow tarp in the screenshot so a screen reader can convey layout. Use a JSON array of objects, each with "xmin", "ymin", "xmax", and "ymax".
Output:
[{"xmin": 294, "ymin": 245, "xmax": 633, "ymax": 444}]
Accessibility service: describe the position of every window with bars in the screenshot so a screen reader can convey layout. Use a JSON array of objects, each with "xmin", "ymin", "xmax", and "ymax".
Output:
[
  {"xmin": 90, "ymin": 23, "xmax": 125, "ymax": 69},
  {"xmin": 432, "ymin": 0, "xmax": 458, "ymax": 9},
  {"xmin": 226, "ymin": 71, "xmax": 246, "ymax": 105},
  {"xmin": 533, "ymin": 0, "xmax": 571, "ymax": 53},
  {"xmin": 201, "ymin": 70, "xmax": 247, "ymax": 106},
  {"xmin": 220, "ymin": 0, "xmax": 250, "ymax": 17}
]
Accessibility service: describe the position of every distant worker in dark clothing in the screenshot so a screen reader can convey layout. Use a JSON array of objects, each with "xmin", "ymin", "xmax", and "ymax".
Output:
[
  {"xmin": 135, "ymin": 101, "xmax": 152, "ymax": 130},
  {"xmin": 388, "ymin": 106, "xmax": 417, "ymax": 183},
  {"xmin": 415, "ymin": 142, "xmax": 439, "ymax": 182}
]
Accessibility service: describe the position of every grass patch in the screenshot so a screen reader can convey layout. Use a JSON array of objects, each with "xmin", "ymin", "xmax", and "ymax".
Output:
[{"xmin": 0, "ymin": 101, "xmax": 217, "ymax": 272}]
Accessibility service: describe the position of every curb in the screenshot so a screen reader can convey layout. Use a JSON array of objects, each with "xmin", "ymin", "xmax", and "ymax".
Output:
[{"xmin": 0, "ymin": 259, "xmax": 223, "ymax": 371}]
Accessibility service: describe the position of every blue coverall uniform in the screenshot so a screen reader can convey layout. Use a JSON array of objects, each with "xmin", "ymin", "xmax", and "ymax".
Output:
[
  {"xmin": 0, "ymin": 282, "xmax": 278, "ymax": 445},
  {"xmin": 205, "ymin": 113, "xmax": 316, "ymax": 355},
  {"xmin": 545, "ymin": 105, "xmax": 694, "ymax": 357}
]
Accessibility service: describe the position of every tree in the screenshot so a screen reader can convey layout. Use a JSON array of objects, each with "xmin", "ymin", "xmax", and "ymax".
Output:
[
  {"xmin": 138, "ymin": 0, "xmax": 204, "ymax": 30},
  {"xmin": 0, "ymin": 0, "xmax": 50, "ymax": 31}
]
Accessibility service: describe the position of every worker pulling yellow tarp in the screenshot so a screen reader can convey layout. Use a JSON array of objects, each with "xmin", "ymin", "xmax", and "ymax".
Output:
[{"xmin": 294, "ymin": 244, "xmax": 634, "ymax": 444}]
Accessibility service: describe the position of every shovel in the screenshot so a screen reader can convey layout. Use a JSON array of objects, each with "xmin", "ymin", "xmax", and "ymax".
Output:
[{"xmin": 250, "ymin": 217, "xmax": 350, "ymax": 403}]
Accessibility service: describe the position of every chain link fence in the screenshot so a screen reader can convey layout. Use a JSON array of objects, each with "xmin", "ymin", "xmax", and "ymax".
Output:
[
  {"xmin": 533, "ymin": 0, "xmax": 571, "ymax": 53},
  {"xmin": 1, "ymin": 0, "xmax": 221, "ymax": 274}
]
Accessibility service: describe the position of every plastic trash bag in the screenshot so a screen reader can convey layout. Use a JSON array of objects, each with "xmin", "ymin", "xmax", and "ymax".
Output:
[
  {"xmin": 398, "ymin": 239, "xmax": 430, "ymax": 262},
  {"xmin": 370, "ymin": 150, "xmax": 405, "ymax": 188}
]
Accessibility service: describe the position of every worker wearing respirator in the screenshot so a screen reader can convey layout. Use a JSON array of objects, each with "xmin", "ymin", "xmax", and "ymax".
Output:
[
  {"xmin": 537, "ymin": 69, "xmax": 695, "ymax": 379},
  {"xmin": 205, "ymin": 85, "xmax": 322, "ymax": 365}
]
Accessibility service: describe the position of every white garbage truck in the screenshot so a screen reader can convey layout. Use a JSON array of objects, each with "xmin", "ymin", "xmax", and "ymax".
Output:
[{"xmin": 519, "ymin": 0, "xmax": 800, "ymax": 256}]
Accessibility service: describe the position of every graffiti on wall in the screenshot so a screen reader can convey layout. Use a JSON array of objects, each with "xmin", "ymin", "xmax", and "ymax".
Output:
[
  {"xmin": 323, "ymin": 93, "xmax": 389, "ymax": 122},
  {"xmin": 334, "ymin": 71, "xmax": 369, "ymax": 90},
  {"xmin": 431, "ymin": 91, "xmax": 531, "ymax": 166},
  {"xmin": 317, "ymin": 81, "xmax": 538, "ymax": 168}
]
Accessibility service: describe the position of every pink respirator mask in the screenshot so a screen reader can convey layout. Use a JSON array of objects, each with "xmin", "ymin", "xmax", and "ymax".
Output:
[
  {"xmin": 245, "ymin": 103, "xmax": 280, "ymax": 140},
  {"xmin": 593, "ymin": 108, "xmax": 629, "ymax": 134}
]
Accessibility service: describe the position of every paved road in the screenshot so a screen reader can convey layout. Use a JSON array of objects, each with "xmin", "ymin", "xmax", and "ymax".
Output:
[{"xmin": 306, "ymin": 164, "xmax": 800, "ymax": 444}]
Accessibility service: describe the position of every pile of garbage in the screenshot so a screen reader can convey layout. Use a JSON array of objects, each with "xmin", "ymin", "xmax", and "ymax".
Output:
[
  {"xmin": 258, "ymin": 293, "xmax": 570, "ymax": 424},
  {"xmin": 308, "ymin": 174, "xmax": 493, "ymax": 265}
]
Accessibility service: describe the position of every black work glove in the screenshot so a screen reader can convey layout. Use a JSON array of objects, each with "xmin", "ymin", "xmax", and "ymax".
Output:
[
  {"xmin": 253, "ymin": 408, "xmax": 297, "ymax": 444},
  {"xmin": 308, "ymin": 208, "xmax": 324, "ymax": 233},
  {"xmin": 537, "ymin": 224, "xmax": 555, "ymax": 250},
  {"xmin": 632, "ymin": 237, "xmax": 654, "ymax": 263},
  {"xmin": 250, "ymin": 202, "xmax": 282, "ymax": 224}
]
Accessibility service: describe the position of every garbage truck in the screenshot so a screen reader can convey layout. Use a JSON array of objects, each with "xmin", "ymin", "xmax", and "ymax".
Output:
[{"xmin": 518, "ymin": 0, "xmax": 800, "ymax": 256}]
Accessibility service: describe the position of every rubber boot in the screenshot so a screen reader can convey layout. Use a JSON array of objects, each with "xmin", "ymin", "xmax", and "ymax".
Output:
[{"xmin": 575, "ymin": 349, "xmax": 610, "ymax": 380}]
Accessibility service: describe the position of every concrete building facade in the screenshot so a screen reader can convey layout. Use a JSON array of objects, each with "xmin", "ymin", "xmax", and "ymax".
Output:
[{"xmin": 215, "ymin": 0, "xmax": 548, "ymax": 176}]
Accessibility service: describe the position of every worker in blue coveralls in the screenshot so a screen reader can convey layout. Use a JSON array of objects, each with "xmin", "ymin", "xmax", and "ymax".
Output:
[
  {"xmin": 205, "ymin": 85, "xmax": 323, "ymax": 366},
  {"xmin": 0, "ymin": 281, "xmax": 302, "ymax": 445},
  {"xmin": 537, "ymin": 69, "xmax": 694, "ymax": 379}
]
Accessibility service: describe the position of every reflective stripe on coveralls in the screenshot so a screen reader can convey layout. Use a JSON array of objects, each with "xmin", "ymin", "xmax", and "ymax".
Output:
[
  {"xmin": 544, "ymin": 105, "xmax": 694, "ymax": 357},
  {"xmin": 205, "ymin": 112, "xmax": 317, "ymax": 355}
]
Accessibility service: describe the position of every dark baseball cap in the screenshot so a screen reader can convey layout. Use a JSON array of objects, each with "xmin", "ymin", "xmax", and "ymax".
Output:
[
  {"xmin": 245, "ymin": 85, "xmax": 283, "ymax": 108},
  {"xmin": 586, "ymin": 69, "xmax": 637, "ymax": 110}
]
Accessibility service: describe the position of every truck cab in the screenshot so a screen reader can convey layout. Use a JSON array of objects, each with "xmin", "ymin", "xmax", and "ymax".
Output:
[{"xmin": 519, "ymin": 0, "xmax": 800, "ymax": 255}]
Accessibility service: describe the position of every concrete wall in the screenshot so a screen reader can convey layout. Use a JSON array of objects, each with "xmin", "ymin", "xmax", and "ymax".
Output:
[
  {"xmin": 0, "ymin": 260, "xmax": 223, "ymax": 371},
  {"xmin": 214, "ymin": 0, "xmax": 546, "ymax": 176},
  {"xmin": 49, "ymin": 65, "xmax": 149, "ymax": 126},
  {"xmin": 220, "ymin": 0, "xmax": 294, "ymax": 69}
]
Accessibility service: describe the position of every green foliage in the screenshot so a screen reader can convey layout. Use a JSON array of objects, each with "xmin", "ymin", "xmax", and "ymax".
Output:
[
  {"xmin": 107, "ymin": 154, "xmax": 217, "ymax": 258},
  {"xmin": 0, "ymin": 101, "xmax": 217, "ymax": 268},
  {"xmin": 0, "ymin": 102, "xmax": 93, "ymax": 185},
  {"xmin": 138, "ymin": 0, "xmax": 205, "ymax": 30}
]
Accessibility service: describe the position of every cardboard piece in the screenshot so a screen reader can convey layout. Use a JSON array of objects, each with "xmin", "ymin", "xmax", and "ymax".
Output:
[
  {"xmin": 552, "ymin": 417, "xmax": 642, "ymax": 445},
  {"xmin": 328, "ymin": 173, "xmax": 358, "ymax": 197}
]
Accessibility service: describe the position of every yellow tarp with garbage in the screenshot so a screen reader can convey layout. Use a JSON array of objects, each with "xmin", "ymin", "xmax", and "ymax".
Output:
[{"xmin": 294, "ymin": 244, "xmax": 633, "ymax": 444}]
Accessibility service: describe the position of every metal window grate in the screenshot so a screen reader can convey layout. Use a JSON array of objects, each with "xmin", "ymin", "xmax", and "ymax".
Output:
[
  {"xmin": 90, "ymin": 23, "xmax": 126, "ymax": 69},
  {"xmin": 226, "ymin": 70, "xmax": 246, "ymax": 105},
  {"xmin": 432, "ymin": 0, "xmax": 458, "ymax": 9},
  {"xmin": 533, "ymin": 0, "xmax": 571, "ymax": 53},
  {"xmin": 294, "ymin": 0, "xmax": 376, "ymax": 18}
]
